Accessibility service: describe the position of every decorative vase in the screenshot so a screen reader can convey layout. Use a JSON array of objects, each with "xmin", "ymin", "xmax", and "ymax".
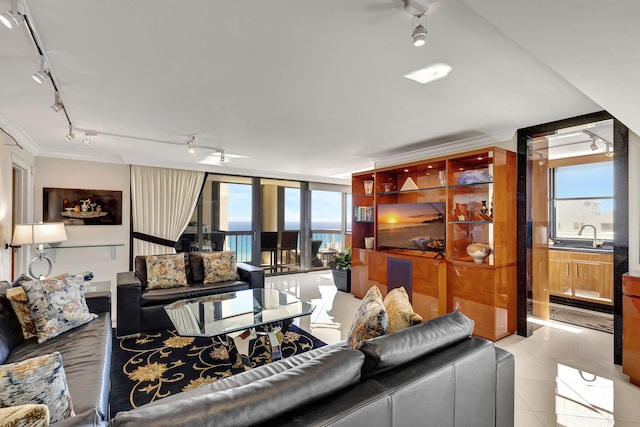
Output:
[
  {"xmin": 364, "ymin": 180, "xmax": 374, "ymax": 195},
  {"xmin": 480, "ymin": 200, "xmax": 488, "ymax": 215},
  {"xmin": 466, "ymin": 243, "xmax": 491, "ymax": 264}
]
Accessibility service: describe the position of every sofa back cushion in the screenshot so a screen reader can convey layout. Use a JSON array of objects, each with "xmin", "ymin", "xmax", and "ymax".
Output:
[
  {"xmin": 0, "ymin": 282, "xmax": 24, "ymax": 365},
  {"xmin": 359, "ymin": 310, "xmax": 475, "ymax": 378},
  {"xmin": 111, "ymin": 346, "xmax": 364, "ymax": 427},
  {"xmin": 135, "ymin": 253, "xmax": 190, "ymax": 290}
]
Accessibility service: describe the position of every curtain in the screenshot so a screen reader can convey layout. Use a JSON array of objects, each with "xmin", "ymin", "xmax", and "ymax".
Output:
[{"xmin": 131, "ymin": 165, "xmax": 205, "ymax": 257}]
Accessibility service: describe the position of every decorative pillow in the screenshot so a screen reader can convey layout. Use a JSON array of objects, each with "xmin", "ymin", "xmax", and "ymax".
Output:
[
  {"xmin": 202, "ymin": 251, "xmax": 240, "ymax": 284},
  {"xmin": 0, "ymin": 404, "xmax": 50, "ymax": 427},
  {"xmin": 347, "ymin": 286, "xmax": 388, "ymax": 349},
  {"xmin": 383, "ymin": 286, "xmax": 423, "ymax": 334},
  {"xmin": 0, "ymin": 352, "xmax": 73, "ymax": 423},
  {"xmin": 145, "ymin": 254, "xmax": 188, "ymax": 289},
  {"xmin": 21, "ymin": 275, "xmax": 97, "ymax": 343},
  {"xmin": 5, "ymin": 287, "xmax": 37, "ymax": 339}
]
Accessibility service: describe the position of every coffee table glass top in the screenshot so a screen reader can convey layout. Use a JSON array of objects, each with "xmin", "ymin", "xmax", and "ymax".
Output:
[{"xmin": 164, "ymin": 288, "xmax": 315, "ymax": 337}]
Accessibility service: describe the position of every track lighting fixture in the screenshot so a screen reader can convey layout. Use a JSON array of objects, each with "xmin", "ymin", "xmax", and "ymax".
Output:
[
  {"xmin": 0, "ymin": 0, "xmax": 22, "ymax": 29},
  {"xmin": 32, "ymin": 57, "xmax": 48, "ymax": 84},
  {"xmin": 589, "ymin": 137, "xmax": 598, "ymax": 152},
  {"xmin": 412, "ymin": 14, "xmax": 427, "ymax": 47},
  {"xmin": 220, "ymin": 150, "xmax": 226, "ymax": 163},
  {"xmin": 83, "ymin": 133, "xmax": 95, "ymax": 145},
  {"xmin": 185, "ymin": 135, "xmax": 196, "ymax": 153},
  {"xmin": 64, "ymin": 126, "xmax": 74, "ymax": 141},
  {"xmin": 604, "ymin": 143, "xmax": 614, "ymax": 158},
  {"xmin": 50, "ymin": 92, "xmax": 63, "ymax": 113}
]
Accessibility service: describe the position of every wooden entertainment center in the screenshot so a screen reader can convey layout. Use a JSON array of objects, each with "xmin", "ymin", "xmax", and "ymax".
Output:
[{"xmin": 351, "ymin": 147, "xmax": 516, "ymax": 341}]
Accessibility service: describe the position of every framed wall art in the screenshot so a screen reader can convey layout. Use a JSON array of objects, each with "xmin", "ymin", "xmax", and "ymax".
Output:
[{"xmin": 43, "ymin": 187, "xmax": 123, "ymax": 225}]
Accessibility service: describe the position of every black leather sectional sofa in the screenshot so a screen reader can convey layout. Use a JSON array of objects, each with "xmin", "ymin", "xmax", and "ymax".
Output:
[
  {"xmin": 0, "ymin": 283, "xmax": 112, "ymax": 427},
  {"xmin": 116, "ymin": 252, "xmax": 264, "ymax": 337},
  {"xmin": 110, "ymin": 311, "xmax": 515, "ymax": 427}
]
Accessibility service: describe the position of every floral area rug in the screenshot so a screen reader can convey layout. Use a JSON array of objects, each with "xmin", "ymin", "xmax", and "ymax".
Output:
[{"xmin": 109, "ymin": 325, "xmax": 325, "ymax": 416}]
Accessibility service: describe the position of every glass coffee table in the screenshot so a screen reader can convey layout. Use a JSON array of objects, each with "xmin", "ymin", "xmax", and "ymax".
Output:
[{"xmin": 164, "ymin": 288, "xmax": 315, "ymax": 364}]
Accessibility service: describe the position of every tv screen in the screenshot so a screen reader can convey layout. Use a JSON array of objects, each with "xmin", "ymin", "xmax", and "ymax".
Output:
[{"xmin": 377, "ymin": 202, "xmax": 445, "ymax": 252}]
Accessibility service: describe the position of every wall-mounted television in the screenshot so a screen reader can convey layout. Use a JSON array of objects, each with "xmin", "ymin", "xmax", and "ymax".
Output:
[{"xmin": 377, "ymin": 202, "xmax": 445, "ymax": 253}]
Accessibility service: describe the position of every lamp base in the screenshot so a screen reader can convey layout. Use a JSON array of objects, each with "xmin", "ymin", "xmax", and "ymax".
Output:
[{"xmin": 28, "ymin": 252, "xmax": 53, "ymax": 280}]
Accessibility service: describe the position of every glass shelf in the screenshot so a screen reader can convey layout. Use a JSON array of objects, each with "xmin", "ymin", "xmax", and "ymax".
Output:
[
  {"xmin": 376, "ymin": 185, "xmax": 446, "ymax": 195},
  {"xmin": 448, "ymin": 181, "xmax": 493, "ymax": 189},
  {"xmin": 44, "ymin": 243, "xmax": 124, "ymax": 261},
  {"xmin": 449, "ymin": 221, "xmax": 493, "ymax": 225}
]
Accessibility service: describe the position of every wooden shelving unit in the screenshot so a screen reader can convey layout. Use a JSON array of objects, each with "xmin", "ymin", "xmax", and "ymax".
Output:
[{"xmin": 351, "ymin": 147, "xmax": 517, "ymax": 340}]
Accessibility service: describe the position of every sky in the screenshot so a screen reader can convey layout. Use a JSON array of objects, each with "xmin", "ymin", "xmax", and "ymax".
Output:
[{"xmin": 225, "ymin": 184, "xmax": 343, "ymax": 225}]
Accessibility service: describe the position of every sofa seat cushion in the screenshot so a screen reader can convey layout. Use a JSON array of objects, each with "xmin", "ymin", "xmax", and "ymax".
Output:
[
  {"xmin": 111, "ymin": 345, "xmax": 364, "ymax": 427},
  {"xmin": 5, "ymin": 313, "xmax": 112, "ymax": 422},
  {"xmin": 140, "ymin": 281, "xmax": 250, "ymax": 307},
  {"xmin": 359, "ymin": 311, "xmax": 475, "ymax": 378}
]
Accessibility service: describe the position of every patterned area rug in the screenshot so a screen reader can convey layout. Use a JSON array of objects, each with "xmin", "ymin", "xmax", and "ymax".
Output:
[{"xmin": 109, "ymin": 325, "xmax": 325, "ymax": 416}]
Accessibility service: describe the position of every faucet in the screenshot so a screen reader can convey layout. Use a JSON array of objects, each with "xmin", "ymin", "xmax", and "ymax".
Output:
[{"xmin": 578, "ymin": 224, "xmax": 600, "ymax": 248}]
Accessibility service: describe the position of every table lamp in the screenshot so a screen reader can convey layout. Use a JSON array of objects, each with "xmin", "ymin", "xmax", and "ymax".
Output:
[{"xmin": 10, "ymin": 222, "xmax": 67, "ymax": 279}]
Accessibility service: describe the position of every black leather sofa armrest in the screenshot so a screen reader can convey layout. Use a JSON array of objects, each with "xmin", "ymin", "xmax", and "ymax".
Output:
[
  {"xmin": 237, "ymin": 262, "xmax": 265, "ymax": 289},
  {"xmin": 85, "ymin": 291, "xmax": 111, "ymax": 314},
  {"xmin": 116, "ymin": 272, "xmax": 142, "ymax": 337},
  {"xmin": 495, "ymin": 347, "xmax": 515, "ymax": 427}
]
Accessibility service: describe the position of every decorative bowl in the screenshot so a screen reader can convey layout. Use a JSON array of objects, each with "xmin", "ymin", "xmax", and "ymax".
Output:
[
  {"xmin": 456, "ymin": 170, "xmax": 493, "ymax": 185},
  {"xmin": 466, "ymin": 243, "xmax": 491, "ymax": 264}
]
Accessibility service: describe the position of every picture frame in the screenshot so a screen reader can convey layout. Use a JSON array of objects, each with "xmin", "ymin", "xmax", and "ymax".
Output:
[{"xmin": 43, "ymin": 187, "xmax": 123, "ymax": 225}]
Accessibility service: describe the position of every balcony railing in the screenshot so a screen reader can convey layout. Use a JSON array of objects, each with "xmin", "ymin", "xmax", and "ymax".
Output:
[{"xmin": 185, "ymin": 229, "xmax": 350, "ymax": 265}]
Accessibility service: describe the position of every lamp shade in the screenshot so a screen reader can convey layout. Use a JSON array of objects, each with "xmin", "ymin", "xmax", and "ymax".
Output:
[{"xmin": 12, "ymin": 222, "xmax": 67, "ymax": 246}]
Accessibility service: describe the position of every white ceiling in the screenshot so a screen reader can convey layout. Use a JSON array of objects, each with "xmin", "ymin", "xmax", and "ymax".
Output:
[{"xmin": 1, "ymin": 0, "xmax": 637, "ymax": 185}]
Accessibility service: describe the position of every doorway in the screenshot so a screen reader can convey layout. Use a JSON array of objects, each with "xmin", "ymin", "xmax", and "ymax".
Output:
[{"xmin": 517, "ymin": 111, "xmax": 629, "ymax": 365}]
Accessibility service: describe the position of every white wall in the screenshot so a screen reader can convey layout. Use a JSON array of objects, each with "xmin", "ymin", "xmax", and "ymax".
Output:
[
  {"xmin": 0, "ymin": 131, "xmax": 36, "ymax": 282},
  {"xmin": 33, "ymin": 157, "xmax": 130, "ymax": 317}
]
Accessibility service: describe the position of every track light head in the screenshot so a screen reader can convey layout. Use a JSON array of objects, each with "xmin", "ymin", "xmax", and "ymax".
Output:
[
  {"xmin": 590, "ymin": 138, "xmax": 598, "ymax": 152},
  {"xmin": 185, "ymin": 135, "xmax": 196, "ymax": 153},
  {"xmin": 604, "ymin": 144, "xmax": 614, "ymax": 158},
  {"xmin": 0, "ymin": 0, "xmax": 22, "ymax": 29},
  {"xmin": 32, "ymin": 58, "xmax": 48, "ymax": 84},
  {"xmin": 50, "ymin": 92, "xmax": 63, "ymax": 113},
  {"xmin": 412, "ymin": 23, "xmax": 427, "ymax": 47},
  {"xmin": 64, "ymin": 126, "xmax": 74, "ymax": 141},
  {"xmin": 32, "ymin": 70, "xmax": 47, "ymax": 84},
  {"xmin": 220, "ymin": 150, "xmax": 226, "ymax": 163},
  {"xmin": 83, "ymin": 133, "xmax": 94, "ymax": 145}
]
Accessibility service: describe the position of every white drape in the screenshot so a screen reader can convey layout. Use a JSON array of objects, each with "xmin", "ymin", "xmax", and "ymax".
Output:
[{"xmin": 131, "ymin": 165, "xmax": 205, "ymax": 257}]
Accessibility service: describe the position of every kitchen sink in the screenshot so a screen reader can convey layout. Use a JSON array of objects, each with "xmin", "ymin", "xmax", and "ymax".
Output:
[{"xmin": 550, "ymin": 240, "xmax": 613, "ymax": 253}]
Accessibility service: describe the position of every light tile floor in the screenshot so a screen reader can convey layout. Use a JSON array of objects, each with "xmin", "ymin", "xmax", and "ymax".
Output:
[{"xmin": 266, "ymin": 271, "xmax": 640, "ymax": 427}]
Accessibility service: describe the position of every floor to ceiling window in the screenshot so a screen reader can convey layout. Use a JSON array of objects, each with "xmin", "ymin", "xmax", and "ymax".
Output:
[{"xmin": 178, "ymin": 174, "xmax": 350, "ymax": 274}]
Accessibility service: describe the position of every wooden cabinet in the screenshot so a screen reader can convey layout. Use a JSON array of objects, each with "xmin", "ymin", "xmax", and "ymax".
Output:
[
  {"xmin": 351, "ymin": 248, "xmax": 446, "ymax": 322},
  {"xmin": 623, "ymin": 273, "xmax": 640, "ymax": 387},
  {"xmin": 548, "ymin": 250, "xmax": 613, "ymax": 305},
  {"xmin": 351, "ymin": 147, "xmax": 517, "ymax": 340},
  {"xmin": 351, "ymin": 171, "xmax": 375, "ymax": 251}
]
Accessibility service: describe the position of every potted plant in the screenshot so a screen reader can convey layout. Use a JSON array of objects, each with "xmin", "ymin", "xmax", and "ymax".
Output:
[{"xmin": 329, "ymin": 247, "xmax": 351, "ymax": 292}]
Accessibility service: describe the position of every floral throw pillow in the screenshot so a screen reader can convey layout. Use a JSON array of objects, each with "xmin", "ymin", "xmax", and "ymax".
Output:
[
  {"xmin": 0, "ymin": 352, "xmax": 74, "ymax": 423},
  {"xmin": 0, "ymin": 404, "xmax": 50, "ymax": 427},
  {"xmin": 383, "ymin": 286, "xmax": 423, "ymax": 334},
  {"xmin": 6, "ymin": 286, "xmax": 37, "ymax": 339},
  {"xmin": 347, "ymin": 286, "xmax": 388, "ymax": 349},
  {"xmin": 21, "ymin": 275, "xmax": 97, "ymax": 343},
  {"xmin": 202, "ymin": 251, "xmax": 240, "ymax": 284},
  {"xmin": 145, "ymin": 254, "xmax": 188, "ymax": 289}
]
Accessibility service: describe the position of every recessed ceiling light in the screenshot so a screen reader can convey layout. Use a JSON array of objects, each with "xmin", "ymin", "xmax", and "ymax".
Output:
[{"xmin": 404, "ymin": 63, "xmax": 452, "ymax": 85}]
